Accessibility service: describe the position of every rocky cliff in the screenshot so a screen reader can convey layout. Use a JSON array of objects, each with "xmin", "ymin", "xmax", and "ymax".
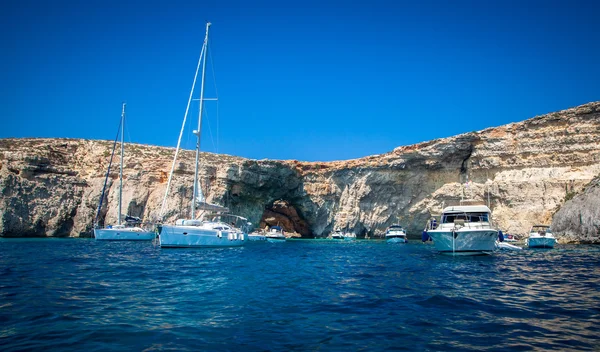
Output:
[
  {"xmin": 551, "ymin": 175, "xmax": 600, "ymax": 243},
  {"xmin": 1, "ymin": 102, "xmax": 599, "ymax": 242}
]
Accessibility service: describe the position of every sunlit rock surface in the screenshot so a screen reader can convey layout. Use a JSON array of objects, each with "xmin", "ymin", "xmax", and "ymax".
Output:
[
  {"xmin": 551, "ymin": 175, "xmax": 600, "ymax": 243},
  {"xmin": 1, "ymin": 102, "xmax": 599, "ymax": 242}
]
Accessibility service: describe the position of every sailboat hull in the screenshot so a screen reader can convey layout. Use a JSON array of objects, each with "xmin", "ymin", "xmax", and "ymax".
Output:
[
  {"xmin": 94, "ymin": 228, "xmax": 156, "ymax": 241},
  {"xmin": 159, "ymin": 225, "xmax": 246, "ymax": 248}
]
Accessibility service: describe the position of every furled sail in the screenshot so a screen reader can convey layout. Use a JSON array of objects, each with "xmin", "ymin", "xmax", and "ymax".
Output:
[{"xmin": 195, "ymin": 182, "xmax": 229, "ymax": 213}]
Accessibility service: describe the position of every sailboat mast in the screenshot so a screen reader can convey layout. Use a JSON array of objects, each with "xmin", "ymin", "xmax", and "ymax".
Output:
[
  {"xmin": 118, "ymin": 102, "xmax": 125, "ymax": 226},
  {"xmin": 191, "ymin": 22, "xmax": 211, "ymax": 219}
]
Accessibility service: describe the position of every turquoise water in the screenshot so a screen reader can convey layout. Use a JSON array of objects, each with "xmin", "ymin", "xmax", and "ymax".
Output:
[{"xmin": 1, "ymin": 238, "xmax": 599, "ymax": 351}]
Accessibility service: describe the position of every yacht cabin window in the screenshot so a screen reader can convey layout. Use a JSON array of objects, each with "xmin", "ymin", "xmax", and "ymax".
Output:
[{"xmin": 442, "ymin": 212, "xmax": 489, "ymax": 224}]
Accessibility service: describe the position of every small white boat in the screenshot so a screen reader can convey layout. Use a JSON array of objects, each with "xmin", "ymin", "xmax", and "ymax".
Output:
[
  {"xmin": 265, "ymin": 226, "xmax": 287, "ymax": 243},
  {"xmin": 527, "ymin": 225, "xmax": 556, "ymax": 248},
  {"xmin": 343, "ymin": 232, "xmax": 357, "ymax": 241},
  {"xmin": 329, "ymin": 230, "xmax": 344, "ymax": 240},
  {"xmin": 426, "ymin": 205, "xmax": 498, "ymax": 256},
  {"xmin": 329, "ymin": 230, "xmax": 356, "ymax": 241},
  {"xmin": 94, "ymin": 103, "xmax": 155, "ymax": 241},
  {"xmin": 157, "ymin": 23, "xmax": 248, "ymax": 248},
  {"xmin": 502, "ymin": 233, "xmax": 519, "ymax": 242},
  {"xmin": 248, "ymin": 232, "xmax": 267, "ymax": 241},
  {"xmin": 496, "ymin": 241, "xmax": 523, "ymax": 251},
  {"xmin": 385, "ymin": 225, "xmax": 407, "ymax": 243}
]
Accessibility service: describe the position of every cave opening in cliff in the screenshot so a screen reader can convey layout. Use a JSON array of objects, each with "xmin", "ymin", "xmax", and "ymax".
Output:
[{"xmin": 258, "ymin": 200, "xmax": 312, "ymax": 237}]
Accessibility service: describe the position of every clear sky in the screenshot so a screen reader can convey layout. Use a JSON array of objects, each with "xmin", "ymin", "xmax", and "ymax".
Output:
[{"xmin": 1, "ymin": 0, "xmax": 599, "ymax": 161}]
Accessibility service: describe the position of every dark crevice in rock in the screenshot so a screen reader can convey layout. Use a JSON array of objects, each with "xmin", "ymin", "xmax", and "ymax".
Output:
[
  {"xmin": 259, "ymin": 200, "xmax": 312, "ymax": 237},
  {"xmin": 460, "ymin": 144, "xmax": 474, "ymax": 175}
]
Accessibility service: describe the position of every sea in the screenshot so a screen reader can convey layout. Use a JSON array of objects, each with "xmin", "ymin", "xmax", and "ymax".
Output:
[{"xmin": 1, "ymin": 238, "xmax": 599, "ymax": 351}]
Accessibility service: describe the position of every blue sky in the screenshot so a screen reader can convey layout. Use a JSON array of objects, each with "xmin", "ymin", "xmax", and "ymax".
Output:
[{"xmin": 1, "ymin": 0, "xmax": 599, "ymax": 161}]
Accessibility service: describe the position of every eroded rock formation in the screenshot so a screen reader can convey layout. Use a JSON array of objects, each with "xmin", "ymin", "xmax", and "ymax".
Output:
[
  {"xmin": 551, "ymin": 175, "xmax": 600, "ymax": 243},
  {"xmin": 258, "ymin": 200, "xmax": 309, "ymax": 237},
  {"xmin": 1, "ymin": 102, "xmax": 599, "ymax": 242}
]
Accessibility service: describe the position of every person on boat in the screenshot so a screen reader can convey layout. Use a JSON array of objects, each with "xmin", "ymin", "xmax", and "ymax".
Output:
[
  {"xmin": 430, "ymin": 218, "xmax": 437, "ymax": 229},
  {"xmin": 422, "ymin": 228, "xmax": 431, "ymax": 242}
]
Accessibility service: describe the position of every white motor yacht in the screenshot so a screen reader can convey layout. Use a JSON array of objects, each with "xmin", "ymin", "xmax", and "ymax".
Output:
[
  {"xmin": 426, "ymin": 205, "xmax": 498, "ymax": 255},
  {"xmin": 527, "ymin": 225, "xmax": 556, "ymax": 248},
  {"xmin": 265, "ymin": 226, "xmax": 287, "ymax": 243},
  {"xmin": 330, "ymin": 230, "xmax": 344, "ymax": 240},
  {"xmin": 343, "ymin": 232, "xmax": 357, "ymax": 241},
  {"xmin": 385, "ymin": 225, "xmax": 407, "ymax": 243}
]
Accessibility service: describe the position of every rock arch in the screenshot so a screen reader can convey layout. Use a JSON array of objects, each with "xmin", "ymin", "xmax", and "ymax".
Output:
[{"xmin": 258, "ymin": 200, "xmax": 312, "ymax": 237}]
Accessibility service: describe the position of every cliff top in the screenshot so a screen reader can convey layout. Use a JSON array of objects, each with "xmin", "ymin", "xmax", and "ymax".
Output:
[{"xmin": 2, "ymin": 101, "xmax": 598, "ymax": 171}]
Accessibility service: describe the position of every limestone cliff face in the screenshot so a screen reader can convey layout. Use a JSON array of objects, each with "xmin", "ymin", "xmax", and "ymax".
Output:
[
  {"xmin": 551, "ymin": 175, "xmax": 600, "ymax": 243},
  {"xmin": 1, "ymin": 102, "xmax": 599, "ymax": 241}
]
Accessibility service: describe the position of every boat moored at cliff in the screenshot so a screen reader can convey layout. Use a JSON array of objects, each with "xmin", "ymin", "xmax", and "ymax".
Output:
[
  {"xmin": 328, "ymin": 230, "xmax": 356, "ymax": 241},
  {"xmin": 265, "ymin": 226, "xmax": 287, "ymax": 242},
  {"xmin": 385, "ymin": 225, "xmax": 407, "ymax": 243},
  {"xmin": 343, "ymin": 232, "xmax": 357, "ymax": 241},
  {"xmin": 329, "ymin": 230, "xmax": 344, "ymax": 240},
  {"xmin": 502, "ymin": 233, "xmax": 519, "ymax": 242},
  {"xmin": 426, "ymin": 205, "xmax": 498, "ymax": 255},
  {"xmin": 93, "ymin": 103, "xmax": 155, "ymax": 241},
  {"xmin": 157, "ymin": 22, "xmax": 248, "ymax": 248},
  {"xmin": 95, "ymin": 216, "xmax": 156, "ymax": 241},
  {"xmin": 527, "ymin": 225, "xmax": 556, "ymax": 248},
  {"xmin": 248, "ymin": 231, "xmax": 267, "ymax": 241},
  {"xmin": 95, "ymin": 227, "xmax": 156, "ymax": 241},
  {"xmin": 159, "ymin": 214, "xmax": 248, "ymax": 248}
]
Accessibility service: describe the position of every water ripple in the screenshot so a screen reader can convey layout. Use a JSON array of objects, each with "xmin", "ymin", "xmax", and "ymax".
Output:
[{"xmin": 1, "ymin": 239, "xmax": 599, "ymax": 351}]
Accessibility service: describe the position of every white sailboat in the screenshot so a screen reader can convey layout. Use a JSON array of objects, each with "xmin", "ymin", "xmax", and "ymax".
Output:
[
  {"xmin": 94, "ymin": 103, "xmax": 156, "ymax": 241},
  {"xmin": 158, "ymin": 22, "xmax": 248, "ymax": 248}
]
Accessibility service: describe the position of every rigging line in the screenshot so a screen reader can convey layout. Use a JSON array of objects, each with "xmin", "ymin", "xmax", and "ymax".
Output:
[
  {"xmin": 208, "ymin": 41, "xmax": 219, "ymax": 152},
  {"xmin": 94, "ymin": 117, "xmax": 123, "ymax": 227},
  {"xmin": 124, "ymin": 111, "xmax": 133, "ymax": 146},
  {"xmin": 204, "ymin": 105, "xmax": 218, "ymax": 152},
  {"xmin": 216, "ymin": 95, "xmax": 219, "ymax": 154},
  {"xmin": 184, "ymin": 101, "xmax": 194, "ymax": 150},
  {"xmin": 159, "ymin": 42, "xmax": 206, "ymax": 219}
]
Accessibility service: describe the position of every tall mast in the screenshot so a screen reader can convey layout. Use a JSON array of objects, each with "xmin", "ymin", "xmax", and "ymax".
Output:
[
  {"xmin": 118, "ymin": 102, "xmax": 125, "ymax": 226},
  {"xmin": 191, "ymin": 22, "xmax": 211, "ymax": 219}
]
